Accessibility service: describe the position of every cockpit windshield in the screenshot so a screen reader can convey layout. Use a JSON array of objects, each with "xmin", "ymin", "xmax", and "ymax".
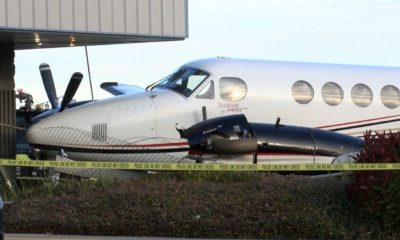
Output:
[{"xmin": 152, "ymin": 68, "xmax": 209, "ymax": 97}]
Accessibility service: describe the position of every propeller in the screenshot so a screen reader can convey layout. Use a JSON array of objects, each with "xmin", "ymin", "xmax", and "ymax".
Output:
[
  {"xmin": 39, "ymin": 63, "xmax": 58, "ymax": 109},
  {"xmin": 59, "ymin": 72, "xmax": 83, "ymax": 112}
]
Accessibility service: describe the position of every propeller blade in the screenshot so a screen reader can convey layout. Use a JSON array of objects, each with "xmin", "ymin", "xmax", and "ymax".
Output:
[
  {"xmin": 59, "ymin": 72, "xmax": 83, "ymax": 112},
  {"xmin": 39, "ymin": 63, "xmax": 58, "ymax": 109}
]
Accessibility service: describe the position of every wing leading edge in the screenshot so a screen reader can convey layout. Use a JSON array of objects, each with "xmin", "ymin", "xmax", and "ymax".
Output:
[{"xmin": 100, "ymin": 82, "xmax": 144, "ymax": 96}]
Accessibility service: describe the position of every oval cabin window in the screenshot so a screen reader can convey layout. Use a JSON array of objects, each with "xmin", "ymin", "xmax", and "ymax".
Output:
[
  {"xmin": 351, "ymin": 83, "xmax": 373, "ymax": 107},
  {"xmin": 381, "ymin": 85, "xmax": 400, "ymax": 109},
  {"xmin": 321, "ymin": 82, "xmax": 344, "ymax": 106},
  {"xmin": 219, "ymin": 77, "xmax": 247, "ymax": 101},
  {"xmin": 292, "ymin": 80, "xmax": 314, "ymax": 104}
]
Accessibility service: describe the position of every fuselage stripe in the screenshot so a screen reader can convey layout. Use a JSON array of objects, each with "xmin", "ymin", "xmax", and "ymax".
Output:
[
  {"xmin": 76, "ymin": 142, "xmax": 189, "ymax": 148},
  {"xmin": 32, "ymin": 144, "xmax": 189, "ymax": 154},
  {"xmin": 317, "ymin": 114, "xmax": 400, "ymax": 129},
  {"xmin": 328, "ymin": 118, "xmax": 400, "ymax": 132}
]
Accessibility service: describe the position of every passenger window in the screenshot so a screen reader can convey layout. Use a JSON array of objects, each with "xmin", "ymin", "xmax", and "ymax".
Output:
[
  {"xmin": 321, "ymin": 82, "xmax": 344, "ymax": 106},
  {"xmin": 196, "ymin": 81, "xmax": 215, "ymax": 99},
  {"xmin": 351, "ymin": 83, "xmax": 373, "ymax": 107},
  {"xmin": 219, "ymin": 77, "xmax": 247, "ymax": 101},
  {"xmin": 381, "ymin": 85, "xmax": 400, "ymax": 109},
  {"xmin": 292, "ymin": 80, "xmax": 314, "ymax": 104}
]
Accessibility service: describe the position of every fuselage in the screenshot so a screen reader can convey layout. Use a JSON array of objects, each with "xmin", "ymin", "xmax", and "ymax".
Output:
[{"xmin": 26, "ymin": 58, "xmax": 400, "ymax": 163}]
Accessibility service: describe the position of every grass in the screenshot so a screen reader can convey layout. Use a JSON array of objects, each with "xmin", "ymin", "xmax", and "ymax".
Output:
[{"xmin": 3, "ymin": 171, "xmax": 400, "ymax": 239}]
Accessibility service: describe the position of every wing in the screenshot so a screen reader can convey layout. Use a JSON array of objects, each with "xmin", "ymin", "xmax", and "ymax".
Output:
[{"xmin": 100, "ymin": 82, "xmax": 144, "ymax": 96}]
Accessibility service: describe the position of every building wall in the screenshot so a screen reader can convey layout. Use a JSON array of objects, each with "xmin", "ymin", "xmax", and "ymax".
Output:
[{"xmin": 0, "ymin": 0, "xmax": 187, "ymax": 38}]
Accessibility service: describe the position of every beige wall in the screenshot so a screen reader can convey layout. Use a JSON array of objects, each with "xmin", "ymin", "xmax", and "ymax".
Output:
[{"xmin": 0, "ymin": 0, "xmax": 187, "ymax": 38}]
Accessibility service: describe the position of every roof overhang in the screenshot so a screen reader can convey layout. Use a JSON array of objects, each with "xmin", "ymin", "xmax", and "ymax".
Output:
[
  {"xmin": 0, "ymin": 0, "xmax": 188, "ymax": 50},
  {"xmin": 0, "ymin": 29, "xmax": 184, "ymax": 50}
]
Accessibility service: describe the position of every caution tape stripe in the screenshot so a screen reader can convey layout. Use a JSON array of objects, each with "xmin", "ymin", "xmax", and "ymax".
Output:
[{"xmin": 1, "ymin": 159, "xmax": 400, "ymax": 171}]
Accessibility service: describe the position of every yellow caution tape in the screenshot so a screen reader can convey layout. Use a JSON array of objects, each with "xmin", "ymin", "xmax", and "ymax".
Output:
[{"xmin": 1, "ymin": 159, "xmax": 400, "ymax": 171}]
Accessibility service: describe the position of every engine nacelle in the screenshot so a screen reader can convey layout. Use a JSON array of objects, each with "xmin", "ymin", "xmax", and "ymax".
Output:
[
  {"xmin": 179, "ymin": 114, "xmax": 258, "ymax": 155},
  {"xmin": 179, "ymin": 114, "xmax": 364, "ymax": 158}
]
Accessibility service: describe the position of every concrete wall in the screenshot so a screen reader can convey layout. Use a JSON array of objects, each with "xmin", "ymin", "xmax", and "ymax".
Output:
[{"xmin": 0, "ymin": 0, "xmax": 188, "ymax": 38}]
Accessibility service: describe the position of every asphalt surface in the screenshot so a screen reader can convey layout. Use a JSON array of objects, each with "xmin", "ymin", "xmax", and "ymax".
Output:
[{"xmin": 5, "ymin": 234, "xmax": 220, "ymax": 240}]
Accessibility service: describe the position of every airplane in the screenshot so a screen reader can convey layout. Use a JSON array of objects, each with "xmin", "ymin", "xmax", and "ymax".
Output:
[
  {"xmin": 31, "ymin": 64, "xmax": 143, "ymax": 124},
  {"xmin": 25, "ymin": 57, "xmax": 400, "ymax": 165}
]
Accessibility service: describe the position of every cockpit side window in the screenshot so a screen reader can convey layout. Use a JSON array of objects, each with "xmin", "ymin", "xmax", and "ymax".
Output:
[
  {"xmin": 196, "ymin": 81, "xmax": 215, "ymax": 99},
  {"xmin": 154, "ymin": 68, "xmax": 209, "ymax": 97},
  {"xmin": 219, "ymin": 77, "xmax": 247, "ymax": 101}
]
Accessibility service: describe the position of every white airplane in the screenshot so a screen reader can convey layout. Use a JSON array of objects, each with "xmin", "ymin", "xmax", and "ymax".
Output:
[{"xmin": 26, "ymin": 57, "xmax": 400, "ymax": 165}]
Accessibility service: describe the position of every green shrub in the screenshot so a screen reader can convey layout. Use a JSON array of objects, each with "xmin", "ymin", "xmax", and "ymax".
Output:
[{"xmin": 347, "ymin": 131, "xmax": 400, "ymax": 230}]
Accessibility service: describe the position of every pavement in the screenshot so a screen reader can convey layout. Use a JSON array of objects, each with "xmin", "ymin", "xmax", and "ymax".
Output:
[{"xmin": 5, "ymin": 234, "xmax": 219, "ymax": 240}]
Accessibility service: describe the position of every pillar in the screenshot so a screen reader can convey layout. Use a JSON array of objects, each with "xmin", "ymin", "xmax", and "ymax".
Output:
[{"xmin": 0, "ymin": 42, "xmax": 16, "ymax": 198}]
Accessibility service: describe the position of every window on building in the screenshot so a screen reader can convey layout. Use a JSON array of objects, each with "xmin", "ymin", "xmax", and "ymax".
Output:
[
  {"xmin": 219, "ymin": 77, "xmax": 247, "ymax": 101},
  {"xmin": 321, "ymin": 82, "xmax": 344, "ymax": 106},
  {"xmin": 292, "ymin": 80, "xmax": 314, "ymax": 104},
  {"xmin": 381, "ymin": 85, "xmax": 400, "ymax": 109},
  {"xmin": 351, "ymin": 83, "xmax": 373, "ymax": 107}
]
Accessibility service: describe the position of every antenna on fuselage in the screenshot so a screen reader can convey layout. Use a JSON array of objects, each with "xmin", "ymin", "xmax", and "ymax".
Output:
[
  {"xmin": 275, "ymin": 117, "xmax": 281, "ymax": 128},
  {"xmin": 85, "ymin": 45, "xmax": 94, "ymax": 101},
  {"xmin": 202, "ymin": 106, "xmax": 207, "ymax": 121}
]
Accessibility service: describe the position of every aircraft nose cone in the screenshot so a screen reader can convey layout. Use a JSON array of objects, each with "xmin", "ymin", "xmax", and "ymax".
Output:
[
  {"xmin": 26, "ymin": 121, "xmax": 45, "ymax": 147},
  {"xmin": 26, "ymin": 118, "xmax": 62, "ymax": 148},
  {"xmin": 26, "ymin": 112, "xmax": 94, "ymax": 151}
]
